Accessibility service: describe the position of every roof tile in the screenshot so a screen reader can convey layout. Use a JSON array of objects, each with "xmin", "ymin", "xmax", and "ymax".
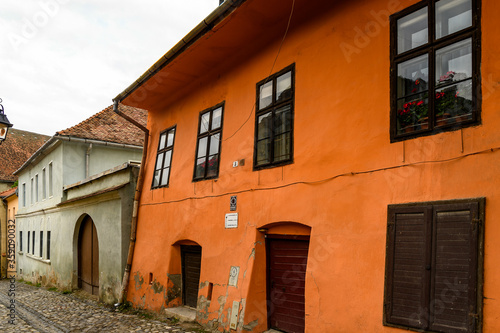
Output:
[
  {"xmin": 0, "ymin": 129, "xmax": 50, "ymax": 182},
  {"xmin": 56, "ymin": 104, "xmax": 147, "ymax": 146}
]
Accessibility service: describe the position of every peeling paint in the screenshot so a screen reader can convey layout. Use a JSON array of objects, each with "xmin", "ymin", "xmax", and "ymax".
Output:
[
  {"xmin": 151, "ymin": 280, "xmax": 164, "ymax": 294},
  {"xmin": 197, "ymin": 295, "xmax": 210, "ymax": 320},
  {"xmin": 242, "ymin": 319, "xmax": 259, "ymax": 331},
  {"xmin": 133, "ymin": 272, "xmax": 144, "ymax": 291},
  {"xmin": 165, "ymin": 274, "xmax": 181, "ymax": 306},
  {"xmin": 238, "ymin": 298, "xmax": 246, "ymax": 329}
]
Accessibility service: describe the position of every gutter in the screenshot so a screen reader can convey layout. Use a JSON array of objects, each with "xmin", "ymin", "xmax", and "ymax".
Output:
[
  {"xmin": 112, "ymin": 0, "xmax": 244, "ymax": 105},
  {"xmin": 111, "ymin": 0, "xmax": 245, "ymax": 307},
  {"xmin": 113, "ymin": 103, "xmax": 150, "ymax": 306}
]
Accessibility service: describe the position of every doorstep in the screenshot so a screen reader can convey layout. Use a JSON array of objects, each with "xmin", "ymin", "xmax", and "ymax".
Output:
[{"xmin": 164, "ymin": 306, "xmax": 196, "ymax": 323}]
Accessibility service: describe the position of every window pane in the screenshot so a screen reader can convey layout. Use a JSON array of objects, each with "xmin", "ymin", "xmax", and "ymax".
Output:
[
  {"xmin": 274, "ymin": 133, "xmax": 291, "ymax": 162},
  {"xmin": 274, "ymin": 105, "xmax": 292, "ymax": 135},
  {"xmin": 276, "ymin": 71, "xmax": 292, "ymax": 102},
  {"xmin": 397, "ymin": 93, "xmax": 428, "ymax": 133},
  {"xmin": 435, "ymin": 39, "xmax": 472, "ymax": 87},
  {"xmin": 257, "ymin": 112, "xmax": 272, "ymax": 140},
  {"xmin": 435, "ymin": 80, "xmax": 473, "ymax": 126},
  {"xmin": 200, "ymin": 112, "xmax": 210, "ymax": 134},
  {"xmin": 436, "ymin": 0, "xmax": 472, "ymax": 39},
  {"xmin": 160, "ymin": 168, "xmax": 170, "ymax": 186},
  {"xmin": 256, "ymin": 139, "xmax": 271, "ymax": 165},
  {"xmin": 211, "ymin": 107, "xmax": 222, "ymax": 130},
  {"xmin": 397, "ymin": 7, "xmax": 428, "ymax": 54},
  {"xmin": 397, "ymin": 54, "xmax": 429, "ymax": 99},
  {"xmin": 197, "ymin": 137, "xmax": 208, "ymax": 158},
  {"xmin": 167, "ymin": 129, "xmax": 175, "ymax": 147},
  {"xmin": 209, "ymin": 134, "xmax": 220, "ymax": 155},
  {"xmin": 156, "ymin": 153, "xmax": 164, "ymax": 171},
  {"xmin": 153, "ymin": 170, "xmax": 160, "ymax": 187},
  {"xmin": 195, "ymin": 158, "xmax": 206, "ymax": 178},
  {"xmin": 164, "ymin": 150, "xmax": 172, "ymax": 168},
  {"xmin": 159, "ymin": 133, "xmax": 167, "ymax": 150},
  {"xmin": 206, "ymin": 155, "xmax": 219, "ymax": 177},
  {"xmin": 259, "ymin": 81, "xmax": 273, "ymax": 110}
]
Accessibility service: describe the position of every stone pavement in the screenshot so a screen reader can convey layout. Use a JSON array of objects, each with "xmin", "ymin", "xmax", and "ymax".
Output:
[{"xmin": 0, "ymin": 279, "xmax": 208, "ymax": 333}]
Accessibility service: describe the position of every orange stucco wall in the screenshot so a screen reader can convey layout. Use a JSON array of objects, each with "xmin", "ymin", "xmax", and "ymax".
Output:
[{"xmin": 125, "ymin": 0, "xmax": 500, "ymax": 331}]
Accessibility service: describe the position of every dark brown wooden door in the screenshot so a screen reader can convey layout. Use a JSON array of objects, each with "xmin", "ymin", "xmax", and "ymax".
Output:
[
  {"xmin": 268, "ymin": 238, "xmax": 309, "ymax": 333},
  {"xmin": 78, "ymin": 215, "xmax": 99, "ymax": 296},
  {"xmin": 181, "ymin": 245, "xmax": 202, "ymax": 308}
]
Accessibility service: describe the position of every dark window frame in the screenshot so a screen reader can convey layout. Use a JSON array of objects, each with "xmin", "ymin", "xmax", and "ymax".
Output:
[
  {"xmin": 384, "ymin": 198, "xmax": 484, "ymax": 333},
  {"xmin": 193, "ymin": 102, "xmax": 224, "ymax": 181},
  {"xmin": 151, "ymin": 126, "xmax": 176, "ymax": 189},
  {"xmin": 32, "ymin": 230, "xmax": 35, "ymax": 255},
  {"xmin": 390, "ymin": 0, "xmax": 481, "ymax": 142},
  {"xmin": 40, "ymin": 231, "xmax": 43, "ymax": 257},
  {"xmin": 47, "ymin": 231, "xmax": 51, "ymax": 260},
  {"xmin": 254, "ymin": 64, "xmax": 295, "ymax": 170},
  {"xmin": 20, "ymin": 231, "xmax": 23, "ymax": 252}
]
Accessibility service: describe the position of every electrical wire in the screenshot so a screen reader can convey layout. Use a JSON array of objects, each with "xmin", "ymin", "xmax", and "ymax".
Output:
[
  {"xmin": 141, "ymin": 145, "xmax": 500, "ymax": 207},
  {"xmin": 221, "ymin": 0, "xmax": 296, "ymax": 142}
]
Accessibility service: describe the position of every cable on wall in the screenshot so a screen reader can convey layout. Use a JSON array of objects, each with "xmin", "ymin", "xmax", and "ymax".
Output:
[
  {"xmin": 141, "ymin": 145, "xmax": 500, "ymax": 207},
  {"xmin": 221, "ymin": 0, "xmax": 296, "ymax": 142}
]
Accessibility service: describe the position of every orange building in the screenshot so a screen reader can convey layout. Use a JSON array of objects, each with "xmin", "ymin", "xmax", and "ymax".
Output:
[{"xmin": 114, "ymin": 0, "xmax": 498, "ymax": 332}]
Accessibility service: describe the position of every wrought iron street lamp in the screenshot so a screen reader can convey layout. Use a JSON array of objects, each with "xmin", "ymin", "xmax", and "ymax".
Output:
[{"xmin": 0, "ymin": 98, "xmax": 13, "ymax": 144}]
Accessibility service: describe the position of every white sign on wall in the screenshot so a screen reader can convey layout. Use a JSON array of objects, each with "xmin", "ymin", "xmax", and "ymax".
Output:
[{"xmin": 225, "ymin": 213, "xmax": 238, "ymax": 229}]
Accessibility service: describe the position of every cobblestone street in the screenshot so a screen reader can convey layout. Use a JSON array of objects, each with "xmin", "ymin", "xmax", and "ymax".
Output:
[{"xmin": 0, "ymin": 279, "xmax": 207, "ymax": 333}]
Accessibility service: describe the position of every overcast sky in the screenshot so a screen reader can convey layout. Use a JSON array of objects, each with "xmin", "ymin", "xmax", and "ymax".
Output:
[{"xmin": 0, "ymin": 0, "xmax": 220, "ymax": 136}]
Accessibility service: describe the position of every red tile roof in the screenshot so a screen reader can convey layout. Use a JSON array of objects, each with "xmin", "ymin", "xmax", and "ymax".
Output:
[
  {"xmin": 56, "ymin": 104, "xmax": 147, "ymax": 146},
  {"xmin": 0, "ymin": 129, "xmax": 50, "ymax": 182},
  {"xmin": 0, "ymin": 187, "xmax": 16, "ymax": 198}
]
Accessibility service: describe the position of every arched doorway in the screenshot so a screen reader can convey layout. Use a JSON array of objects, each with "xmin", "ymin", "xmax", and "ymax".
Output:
[{"xmin": 78, "ymin": 215, "xmax": 99, "ymax": 296}]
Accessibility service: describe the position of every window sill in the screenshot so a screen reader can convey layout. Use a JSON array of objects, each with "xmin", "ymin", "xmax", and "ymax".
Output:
[
  {"xmin": 253, "ymin": 158, "xmax": 293, "ymax": 171},
  {"xmin": 391, "ymin": 118, "xmax": 480, "ymax": 142},
  {"xmin": 26, "ymin": 253, "xmax": 51, "ymax": 265}
]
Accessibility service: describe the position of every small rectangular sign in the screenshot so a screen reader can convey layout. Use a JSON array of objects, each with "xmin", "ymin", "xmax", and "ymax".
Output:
[
  {"xmin": 228, "ymin": 266, "xmax": 240, "ymax": 287},
  {"xmin": 230, "ymin": 301, "xmax": 240, "ymax": 329},
  {"xmin": 230, "ymin": 195, "xmax": 237, "ymax": 211},
  {"xmin": 225, "ymin": 213, "xmax": 238, "ymax": 228}
]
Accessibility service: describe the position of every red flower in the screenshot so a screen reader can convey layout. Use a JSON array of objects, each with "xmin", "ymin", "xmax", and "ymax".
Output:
[
  {"xmin": 417, "ymin": 101, "xmax": 424, "ymax": 106},
  {"xmin": 412, "ymin": 88, "xmax": 417, "ymax": 93},
  {"xmin": 436, "ymin": 92, "xmax": 445, "ymax": 99}
]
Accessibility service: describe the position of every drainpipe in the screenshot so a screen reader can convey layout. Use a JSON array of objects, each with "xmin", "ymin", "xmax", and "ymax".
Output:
[
  {"xmin": 113, "ymin": 100, "xmax": 149, "ymax": 306},
  {"xmin": 85, "ymin": 143, "xmax": 93, "ymax": 178}
]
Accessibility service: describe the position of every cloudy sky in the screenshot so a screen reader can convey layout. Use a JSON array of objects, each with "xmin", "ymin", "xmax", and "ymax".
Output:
[{"xmin": 0, "ymin": 0, "xmax": 220, "ymax": 136}]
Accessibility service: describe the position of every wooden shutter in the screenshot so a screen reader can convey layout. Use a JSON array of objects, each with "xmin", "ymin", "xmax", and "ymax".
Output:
[
  {"xmin": 385, "ymin": 206, "xmax": 432, "ymax": 329},
  {"xmin": 385, "ymin": 200, "xmax": 483, "ymax": 333},
  {"xmin": 429, "ymin": 202, "xmax": 479, "ymax": 333}
]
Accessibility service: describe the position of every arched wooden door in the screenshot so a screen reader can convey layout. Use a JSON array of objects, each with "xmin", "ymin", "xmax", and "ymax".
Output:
[{"xmin": 78, "ymin": 215, "xmax": 99, "ymax": 296}]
